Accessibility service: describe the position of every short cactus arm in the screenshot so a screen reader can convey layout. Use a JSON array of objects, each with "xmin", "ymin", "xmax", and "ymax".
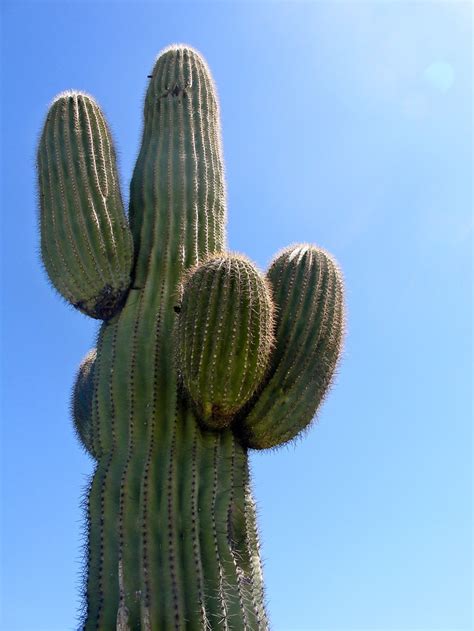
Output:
[
  {"xmin": 237, "ymin": 244, "xmax": 345, "ymax": 449},
  {"xmin": 176, "ymin": 255, "xmax": 275, "ymax": 429},
  {"xmin": 38, "ymin": 92, "xmax": 134, "ymax": 319},
  {"xmin": 72, "ymin": 349, "xmax": 98, "ymax": 459}
]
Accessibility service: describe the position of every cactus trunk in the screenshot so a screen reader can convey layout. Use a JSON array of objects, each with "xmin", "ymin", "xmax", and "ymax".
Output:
[
  {"xmin": 87, "ymin": 412, "xmax": 265, "ymax": 629},
  {"xmin": 77, "ymin": 48, "xmax": 267, "ymax": 627},
  {"xmin": 85, "ymin": 289, "xmax": 266, "ymax": 629}
]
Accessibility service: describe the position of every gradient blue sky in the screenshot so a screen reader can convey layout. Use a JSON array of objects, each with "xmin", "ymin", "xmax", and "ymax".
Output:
[{"xmin": 1, "ymin": 2, "xmax": 472, "ymax": 630}]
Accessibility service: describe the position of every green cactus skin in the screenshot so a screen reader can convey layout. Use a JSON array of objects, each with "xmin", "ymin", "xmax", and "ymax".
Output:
[
  {"xmin": 72, "ymin": 349, "xmax": 98, "ymax": 458},
  {"xmin": 236, "ymin": 245, "xmax": 345, "ymax": 450},
  {"xmin": 38, "ymin": 92, "xmax": 134, "ymax": 319},
  {"xmin": 39, "ymin": 45, "xmax": 345, "ymax": 630},
  {"xmin": 176, "ymin": 254, "xmax": 275, "ymax": 429}
]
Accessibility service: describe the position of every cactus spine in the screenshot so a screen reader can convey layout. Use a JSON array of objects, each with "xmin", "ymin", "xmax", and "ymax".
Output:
[{"xmin": 38, "ymin": 45, "xmax": 344, "ymax": 630}]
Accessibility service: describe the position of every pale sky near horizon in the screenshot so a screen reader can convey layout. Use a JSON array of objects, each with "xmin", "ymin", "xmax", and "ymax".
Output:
[{"xmin": 1, "ymin": 2, "xmax": 472, "ymax": 630}]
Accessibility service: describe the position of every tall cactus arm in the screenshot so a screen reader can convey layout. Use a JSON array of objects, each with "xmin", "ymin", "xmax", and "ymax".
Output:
[
  {"xmin": 37, "ymin": 92, "xmax": 134, "ymax": 319},
  {"xmin": 72, "ymin": 349, "xmax": 98, "ymax": 459},
  {"xmin": 236, "ymin": 244, "xmax": 345, "ymax": 450}
]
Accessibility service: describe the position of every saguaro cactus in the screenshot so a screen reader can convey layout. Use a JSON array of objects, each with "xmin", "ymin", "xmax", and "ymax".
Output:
[{"xmin": 38, "ymin": 45, "xmax": 345, "ymax": 630}]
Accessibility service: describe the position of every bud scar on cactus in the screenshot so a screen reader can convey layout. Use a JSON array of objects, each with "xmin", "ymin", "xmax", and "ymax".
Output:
[{"xmin": 38, "ymin": 45, "xmax": 345, "ymax": 629}]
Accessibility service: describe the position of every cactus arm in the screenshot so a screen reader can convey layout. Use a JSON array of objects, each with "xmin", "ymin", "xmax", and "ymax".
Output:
[
  {"xmin": 236, "ymin": 245, "xmax": 345, "ymax": 450},
  {"xmin": 38, "ymin": 92, "xmax": 134, "ymax": 319},
  {"xmin": 176, "ymin": 255, "xmax": 275, "ymax": 429},
  {"xmin": 72, "ymin": 349, "xmax": 98, "ymax": 458}
]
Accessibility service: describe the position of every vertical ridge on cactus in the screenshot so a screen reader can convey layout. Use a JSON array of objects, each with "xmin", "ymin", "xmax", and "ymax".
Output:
[{"xmin": 39, "ymin": 44, "xmax": 345, "ymax": 629}]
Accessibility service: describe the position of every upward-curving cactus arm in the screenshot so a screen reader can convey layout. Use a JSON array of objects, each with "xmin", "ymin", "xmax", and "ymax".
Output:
[
  {"xmin": 236, "ymin": 244, "xmax": 345, "ymax": 450},
  {"xmin": 37, "ymin": 92, "xmax": 134, "ymax": 319}
]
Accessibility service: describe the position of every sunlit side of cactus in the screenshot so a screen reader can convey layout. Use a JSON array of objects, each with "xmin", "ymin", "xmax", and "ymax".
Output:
[{"xmin": 38, "ymin": 45, "xmax": 345, "ymax": 630}]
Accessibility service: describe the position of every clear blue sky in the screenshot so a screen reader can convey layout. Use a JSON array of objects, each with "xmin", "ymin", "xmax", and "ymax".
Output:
[{"xmin": 1, "ymin": 2, "xmax": 472, "ymax": 630}]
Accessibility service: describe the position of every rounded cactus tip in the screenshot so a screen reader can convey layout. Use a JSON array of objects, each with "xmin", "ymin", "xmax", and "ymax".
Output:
[
  {"xmin": 154, "ymin": 43, "xmax": 206, "ymax": 64},
  {"xmin": 176, "ymin": 253, "xmax": 275, "ymax": 430},
  {"xmin": 50, "ymin": 89, "xmax": 98, "ymax": 108},
  {"xmin": 279, "ymin": 241, "xmax": 332, "ymax": 261},
  {"xmin": 147, "ymin": 44, "xmax": 216, "ymax": 96},
  {"xmin": 271, "ymin": 242, "xmax": 345, "ymax": 333},
  {"xmin": 274, "ymin": 242, "xmax": 344, "ymax": 284}
]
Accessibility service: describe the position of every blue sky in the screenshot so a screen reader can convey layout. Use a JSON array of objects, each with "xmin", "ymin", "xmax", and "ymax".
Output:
[{"xmin": 1, "ymin": 2, "xmax": 472, "ymax": 630}]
